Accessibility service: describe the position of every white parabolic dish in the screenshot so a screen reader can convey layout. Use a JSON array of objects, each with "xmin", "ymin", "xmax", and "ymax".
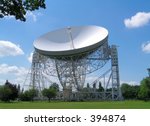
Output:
[{"xmin": 34, "ymin": 25, "xmax": 108, "ymax": 56}]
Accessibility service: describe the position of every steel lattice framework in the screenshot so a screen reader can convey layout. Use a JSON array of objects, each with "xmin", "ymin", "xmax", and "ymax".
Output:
[{"xmin": 29, "ymin": 41, "xmax": 122, "ymax": 100}]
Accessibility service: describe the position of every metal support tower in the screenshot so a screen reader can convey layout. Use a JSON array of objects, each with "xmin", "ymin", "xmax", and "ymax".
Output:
[
  {"xmin": 86, "ymin": 45, "xmax": 122, "ymax": 100},
  {"xmin": 30, "ymin": 52, "xmax": 54, "ymax": 97},
  {"xmin": 27, "ymin": 43, "xmax": 122, "ymax": 101},
  {"xmin": 30, "ymin": 52, "xmax": 45, "ymax": 97},
  {"xmin": 111, "ymin": 45, "xmax": 122, "ymax": 100}
]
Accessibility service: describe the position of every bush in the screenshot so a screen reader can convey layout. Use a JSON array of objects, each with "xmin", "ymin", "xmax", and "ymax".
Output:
[
  {"xmin": 121, "ymin": 83, "xmax": 140, "ymax": 99},
  {"xmin": 42, "ymin": 87, "xmax": 57, "ymax": 101},
  {"xmin": 19, "ymin": 89, "xmax": 38, "ymax": 101},
  {"xmin": 138, "ymin": 77, "xmax": 150, "ymax": 101},
  {"xmin": 0, "ymin": 85, "xmax": 12, "ymax": 102},
  {"xmin": 0, "ymin": 80, "xmax": 20, "ymax": 102}
]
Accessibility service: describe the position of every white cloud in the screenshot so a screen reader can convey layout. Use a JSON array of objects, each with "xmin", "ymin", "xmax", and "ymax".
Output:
[
  {"xmin": 4, "ymin": 15, "xmax": 14, "ymax": 20},
  {"xmin": 26, "ymin": 11, "xmax": 37, "ymax": 22},
  {"xmin": 142, "ymin": 41, "xmax": 150, "ymax": 53},
  {"xmin": 124, "ymin": 12, "xmax": 150, "ymax": 28},
  {"xmin": 0, "ymin": 64, "xmax": 28, "ymax": 76},
  {"xmin": 0, "ymin": 41, "xmax": 24, "ymax": 57},
  {"xmin": 0, "ymin": 64, "xmax": 29, "ymax": 85},
  {"xmin": 25, "ymin": 11, "xmax": 42, "ymax": 22},
  {"xmin": 0, "ymin": 63, "xmax": 59, "ymax": 89},
  {"xmin": 120, "ymin": 80, "xmax": 139, "ymax": 85},
  {"xmin": 28, "ymin": 52, "xmax": 33, "ymax": 63},
  {"xmin": 0, "ymin": 40, "xmax": 24, "ymax": 57}
]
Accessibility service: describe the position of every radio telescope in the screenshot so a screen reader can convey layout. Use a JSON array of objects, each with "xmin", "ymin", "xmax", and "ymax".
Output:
[{"xmin": 30, "ymin": 25, "xmax": 122, "ymax": 100}]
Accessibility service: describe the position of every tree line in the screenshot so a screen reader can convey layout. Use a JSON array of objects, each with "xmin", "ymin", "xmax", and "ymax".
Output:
[
  {"xmin": 121, "ymin": 77, "xmax": 150, "ymax": 101},
  {"xmin": 0, "ymin": 80, "xmax": 59, "ymax": 102},
  {"xmin": 0, "ymin": 77, "xmax": 150, "ymax": 102}
]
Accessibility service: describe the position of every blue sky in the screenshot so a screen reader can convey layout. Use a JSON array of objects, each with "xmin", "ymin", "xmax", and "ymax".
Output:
[{"xmin": 0, "ymin": 0, "xmax": 150, "ymax": 86}]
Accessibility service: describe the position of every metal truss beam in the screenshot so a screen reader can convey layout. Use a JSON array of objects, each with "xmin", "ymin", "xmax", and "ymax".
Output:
[{"xmin": 28, "ymin": 42, "xmax": 121, "ymax": 101}]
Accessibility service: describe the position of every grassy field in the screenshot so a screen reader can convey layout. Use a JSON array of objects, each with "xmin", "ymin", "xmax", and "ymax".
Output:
[{"xmin": 0, "ymin": 100, "xmax": 150, "ymax": 109}]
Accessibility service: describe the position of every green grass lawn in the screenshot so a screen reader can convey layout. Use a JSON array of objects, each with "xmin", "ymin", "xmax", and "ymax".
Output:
[{"xmin": 0, "ymin": 100, "xmax": 150, "ymax": 109}]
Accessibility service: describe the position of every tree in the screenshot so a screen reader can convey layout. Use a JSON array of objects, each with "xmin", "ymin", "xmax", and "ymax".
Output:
[
  {"xmin": 0, "ymin": 80, "xmax": 20, "ymax": 102},
  {"xmin": 138, "ymin": 77, "xmax": 150, "ymax": 101},
  {"xmin": 19, "ymin": 88, "xmax": 38, "ymax": 101},
  {"xmin": 97, "ymin": 81, "xmax": 104, "ymax": 92},
  {"xmin": 87, "ymin": 83, "xmax": 90, "ymax": 88},
  {"xmin": 28, "ymin": 88, "xmax": 38, "ymax": 101},
  {"xmin": 50, "ymin": 83, "xmax": 59, "ymax": 92},
  {"xmin": 0, "ymin": 0, "xmax": 46, "ymax": 21},
  {"xmin": 19, "ymin": 90, "xmax": 30, "ymax": 101},
  {"xmin": 5, "ymin": 80, "xmax": 19, "ymax": 100},
  {"xmin": 42, "ymin": 87, "xmax": 57, "ymax": 101},
  {"xmin": 121, "ymin": 83, "xmax": 140, "ymax": 99},
  {"xmin": 131, "ymin": 85, "xmax": 140, "ymax": 99},
  {"xmin": 0, "ymin": 85, "xmax": 12, "ymax": 102}
]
